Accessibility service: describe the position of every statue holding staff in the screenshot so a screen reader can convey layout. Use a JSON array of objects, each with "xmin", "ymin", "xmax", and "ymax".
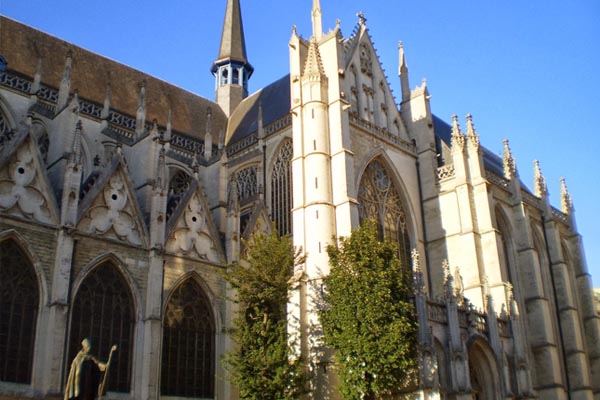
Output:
[{"xmin": 64, "ymin": 338, "xmax": 117, "ymax": 400}]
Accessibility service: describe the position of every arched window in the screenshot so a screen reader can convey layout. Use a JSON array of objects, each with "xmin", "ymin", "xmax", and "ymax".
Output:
[
  {"xmin": 0, "ymin": 109, "xmax": 14, "ymax": 151},
  {"xmin": 495, "ymin": 209, "xmax": 514, "ymax": 284},
  {"xmin": 161, "ymin": 278, "xmax": 215, "ymax": 398},
  {"xmin": 231, "ymin": 166, "xmax": 258, "ymax": 204},
  {"xmin": 0, "ymin": 240, "xmax": 39, "ymax": 384},
  {"xmin": 271, "ymin": 140, "xmax": 292, "ymax": 235},
  {"xmin": 68, "ymin": 262, "xmax": 134, "ymax": 392},
  {"xmin": 358, "ymin": 159, "xmax": 412, "ymax": 269},
  {"xmin": 167, "ymin": 169, "xmax": 193, "ymax": 218}
]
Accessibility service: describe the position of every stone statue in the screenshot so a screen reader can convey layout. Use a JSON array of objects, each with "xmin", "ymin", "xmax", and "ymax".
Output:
[{"xmin": 64, "ymin": 338, "xmax": 116, "ymax": 400}]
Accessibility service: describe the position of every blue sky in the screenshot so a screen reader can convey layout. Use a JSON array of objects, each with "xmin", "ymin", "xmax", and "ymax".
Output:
[{"xmin": 2, "ymin": 1, "xmax": 599, "ymax": 286}]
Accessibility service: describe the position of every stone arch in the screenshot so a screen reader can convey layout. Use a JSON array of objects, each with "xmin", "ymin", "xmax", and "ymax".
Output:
[
  {"xmin": 495, "ymin": 205, "xmax": 517, "ymax": 285},
  {"xmin": 356, "ymin": 152, "xmax": 417, "ymax": 270},
  {"xmin": 433, "ymin": 337, "xmax": 449, "ymax": 396},
  {"xmin": 68, "ymin": 256, "xmax": 137, "ymax": 393},
  {"xmin": 160, "ymin": 272, "xmax": 217, "ymax": 398},
  {"xmin": 268, "ymin": 138, "xmax": 293, "ymax": 235},
  {"xmin": 467, "ymin": 338, "xmax": 501, "ymax": 399},
  {"xmin": 0, "ymin": 236, "xmax": 41, "ymax": 384}
]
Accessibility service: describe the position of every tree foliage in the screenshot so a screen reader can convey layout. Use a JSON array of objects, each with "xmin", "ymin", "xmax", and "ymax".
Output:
[
  {"xmin": 223, "ymin": 230, "xmax": 306, "ymax": 399},
  {"xmin": 319, "ymin": 220, "xmax": 418, "ymax": 399}
]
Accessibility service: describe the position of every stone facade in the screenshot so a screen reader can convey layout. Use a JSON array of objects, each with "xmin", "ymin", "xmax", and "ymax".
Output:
[{"xmin": 0, "ymin": 1, "xmax": 599, "ymax": 399}]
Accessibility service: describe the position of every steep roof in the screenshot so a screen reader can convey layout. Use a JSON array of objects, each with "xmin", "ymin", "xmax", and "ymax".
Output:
[
  {"xmin": 226, "ymin": 74, "xmax": 290, "ymax": 146},
  {"xmin": 213, "ymin": 0, "xmax": 250, "ymax": 67},
  {"xmin": 0, "ymin": 16, "xmax": 226, "ymax": 139}
]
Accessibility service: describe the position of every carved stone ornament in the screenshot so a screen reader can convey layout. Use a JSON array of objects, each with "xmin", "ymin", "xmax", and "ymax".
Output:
[
  {"xmin": 0, "ymin": 142, "xmax": 53, "ymax": 223},
  {"xmin": 166, "ymin": 192, "xmax": 216, "ymax": 260},
  {"xmin": 359, "ymin": 43, "xmax": 373, "ymax": 76},
  {"xmin": 79, "ymin": 175, "xmax": 142, "ymax": 245}
]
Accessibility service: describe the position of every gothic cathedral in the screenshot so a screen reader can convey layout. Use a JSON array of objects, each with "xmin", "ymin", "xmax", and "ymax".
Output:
[{"xmin": 0, "ymin": 0, "xmax": 598, "ymax": 399}]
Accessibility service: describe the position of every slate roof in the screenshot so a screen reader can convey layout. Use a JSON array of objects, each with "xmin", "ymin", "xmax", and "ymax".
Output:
[
  {"xmin": 226, "ymin": 74, "xmax": 290, "ymax": 146},
  {"xmin": 0, "ymin": 16, "xmax": 227, "ymax": 140}
]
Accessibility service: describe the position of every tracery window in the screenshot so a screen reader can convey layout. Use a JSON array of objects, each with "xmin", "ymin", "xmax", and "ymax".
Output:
[
  {"xmin": 0, "ymin": 110, "xmax": 14, "ymax": 151},
  {"xmin": 231, "ymin": 165, "xmax": 258, "ymax": 204},
  {"xmin": 68, "ymin": 262, "xmax": 134, "ymax": 392},
  {"xmin": 358, "ymin": 159, "xmax": 412, "ymax": 269},
  {"xmin": 161, "ymin": 278, "xmax": 215, "ymax": 398},
  {"xmin": 271, "ymin": 140, "xmax": 293, "ymax": 235},
  {"xmin": 170, "ymin": 169, "xmax": 192, "ymax": 195},
  {"xmin": 0, "ymin": 240, "xmax": 39, "ymax": 384}
]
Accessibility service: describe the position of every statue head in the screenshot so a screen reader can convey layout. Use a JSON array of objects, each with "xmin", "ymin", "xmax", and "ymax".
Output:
[{"xmin": 81, "ymin": 338, "xmax": 92, "ymax": 354}]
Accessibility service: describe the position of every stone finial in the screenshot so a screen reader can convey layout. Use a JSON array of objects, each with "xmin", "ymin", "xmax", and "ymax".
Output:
[
  {"xmin": 533, "ymin": 160, "xmax": 547, "ymax": 198},
  {"xmin": 57, "ymin": 50, "xmax": 73, "ymax": 110},
  {"xmin": 204, "ymin": 107, "xmax": 213, "ymax": 160},
  {"xmin": 70, "ymin": 90, "xmax": 80, "ymax": 114},
  {"xmin": 560, "ymin": 177, "xmax": 573, "ymax": 214},
  {"xmin": 156, "ymin": 146, "xmax": 167, "ymax": 192},
  {"xmin": 465, "ymin": 114, "xmax": 479, "ymax": 149},
  {"xmin": 136, "ymin": 81, "xmax": 146, "ymax": 136},
  {"xmin": 164, "ymin": 107, "xmax": 173, "ymax": 142},
  {"xmin": 257, "ymin": 101, "xmax": 264, "ymax": 139},
  {"xmin": 503, "ymin": 139, "xmax": 517, "ymax": 179},
  {"xmin": 411, "ymin": 248, "xmax": 425, "ymax": 294},
  {"xmin": 443, "ymin": 260, "xmax": 454, "ymax": 299},
  {"xmin": 399, "ymin": 41, "xmax": 410, "ymax": 102},
  {"xmin": 31, "ymin": 58, "xmax": 42, "ymax": 94},
  {"xmin": 312, "ymin": 0, "xmax": 323, "ymax": 39},
  {"xmin": 70, "ymin": 120, "xmax": 83, "ymax": 166},
  {"xmin": 357, "ymin": 11, "xmax": 367, "ymax": 25},
  {"xmin": 101, "ymin": 81, "xmax": 111, "ymax": 119},
  {"xmin": 451, "ymin": 114, "xmax": 465, "ymax": 149}
]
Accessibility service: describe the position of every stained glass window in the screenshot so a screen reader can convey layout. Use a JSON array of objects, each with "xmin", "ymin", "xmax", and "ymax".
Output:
[
  {"xmin": 68, "ymin": 262, "xmax": 134, "ymax": 392},
  {"xmin": 0, "ymin": 240, "xmax": 38, "ymax": 384},
  {"xmin": 358, "ymin": 159, "xmax": 412, "ymax": 269},
  {"xmin": 271, "ymin": 140, "xmax": 292, "ymax": 235},
  {"xmin": 161, "ymin": 278, "xmax": 215, "ymax": 398}
]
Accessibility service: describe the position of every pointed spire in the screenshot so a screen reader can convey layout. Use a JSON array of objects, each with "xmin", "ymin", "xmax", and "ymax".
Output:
[
  {"xmin": 411, "ymin": 248, "xmax": 425, "ymax": 294},
  {"xmin": 216, "ymin": 0, "xmax": 249, "ymax": 65},
  {"xmin": 399, "ymin": 41, "xmax": 410, "ymax": 102},
  {"xmin": 533, "ymin": 160, "xmax": 547, "ymax": 198},
  {"xmin": 57, "ymin": 49, "xmax": 73, "ymax": 110},
  {"xmin": 164, "ymin": 107, "xmax": 173, "ymax": 142},
  {"xmin": 156, "ymin": 146, "xmax": 167, "ymax": 192},
  {"xmin": 503, "ymin": 139, "xmax": 517, "ymax": 179},
  {"xmin": 311, "ymin": 0, "xmax": 323, "ymax": 40},
  {"xmin": 466, "ymin": 114, "xmax": 479, "ymax": 149},
  {"xmin": 560, "ymin": 177, "xmax": 573, "ymax": 214},
  {"xmin": 451, "ymin": 114, "xmax": 465, "ymax": 149}
]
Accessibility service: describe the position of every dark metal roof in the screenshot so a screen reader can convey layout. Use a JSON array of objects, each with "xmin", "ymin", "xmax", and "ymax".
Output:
[{"xmin": 226, "ymin": 74, "xmax": 290, "ymax": 146}]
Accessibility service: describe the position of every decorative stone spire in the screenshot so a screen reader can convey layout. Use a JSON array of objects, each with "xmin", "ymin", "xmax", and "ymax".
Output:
[
  {"xmin": 164, "ymin": 107, "xmax": 172, "ymax": 142},
  {"xmin": 465, "ymin": 114, "xmax": 479, "ymax": 149},
  {"xmin": 533, "ymin": 160, "xmax": 547, "ymax": 198},
  {"xmin": 503, "ymin": 139, "xmax": 517, "ymax": 179},
  {"xmin": 399, "ymin": 41, "xmax": 410, "ymax": 102},
  {"xmin": 156, "ymin": 146, "xmax": 167, "ymax": 193},
  {"xmin": 303, "ymin": 39, "xmax": 326, "ymax": 77},
  {"xmin": 311, "ymin": 0, "xmax": 323, "ymax": 40},
  {"xmin": 135, "ymin": 81, "xmax": 146, "ymax": 136},
  {"xmin": 57, "ymin": 50, "xmax": 73, "ymax": 110},
  {"xmin": 560, "ymin": 177, "xmax": 573, "ymax": 214},
  {"xmin": 451, "ymin": 114, "xmax": 465, "ymax": 149}
]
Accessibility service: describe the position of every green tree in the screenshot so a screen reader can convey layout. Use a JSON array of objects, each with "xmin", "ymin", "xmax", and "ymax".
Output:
[
  {"xmin": 319, "ymin": 220, "xmax": 418, "ymax": 399},
  {"xmin": 223, "ymin": 229, "xmax": 306, "ymax": 399}
]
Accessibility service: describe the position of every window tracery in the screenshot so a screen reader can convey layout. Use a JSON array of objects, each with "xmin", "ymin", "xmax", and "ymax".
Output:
[
  {"xmin": 358, "ymin": 159, "xmax": 412, "ymax": 268},
  {"xmin": 161, "ymin": 278, "xmax": 215, "ymax": 398},
  {"xmin": 0, "ymin": 240, "xmax": 38, "ymax": 384},
  {"xmin": 68, "ymin": 262, "xmax": 134, "ymax": 392},
  {"xmin": 231, "ymin": 165, "xmax": 258, "ymax": 204},
  {"xmin": 271, "ymin": 140, "xmax": 292, "ymax": 235}
]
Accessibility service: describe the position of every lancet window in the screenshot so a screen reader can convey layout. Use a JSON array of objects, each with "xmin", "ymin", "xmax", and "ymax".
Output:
[
  {"xmin": 358, "ymin": 159, "xmax": 412, "ymax": 269},
  {"xmin": 0, "ymin": 240, "xmax": 39, "ymax": 384},
  {"xmin": 271, "ymin": 140, "xmax": 293, "ymax": 235},
  {"xmin": 161, "ymin": 278, "xmax": 215, "ymax": 398},
  {"xmin": 68, "ymin": 262, "xmax": 134, "ymax": 392}
]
